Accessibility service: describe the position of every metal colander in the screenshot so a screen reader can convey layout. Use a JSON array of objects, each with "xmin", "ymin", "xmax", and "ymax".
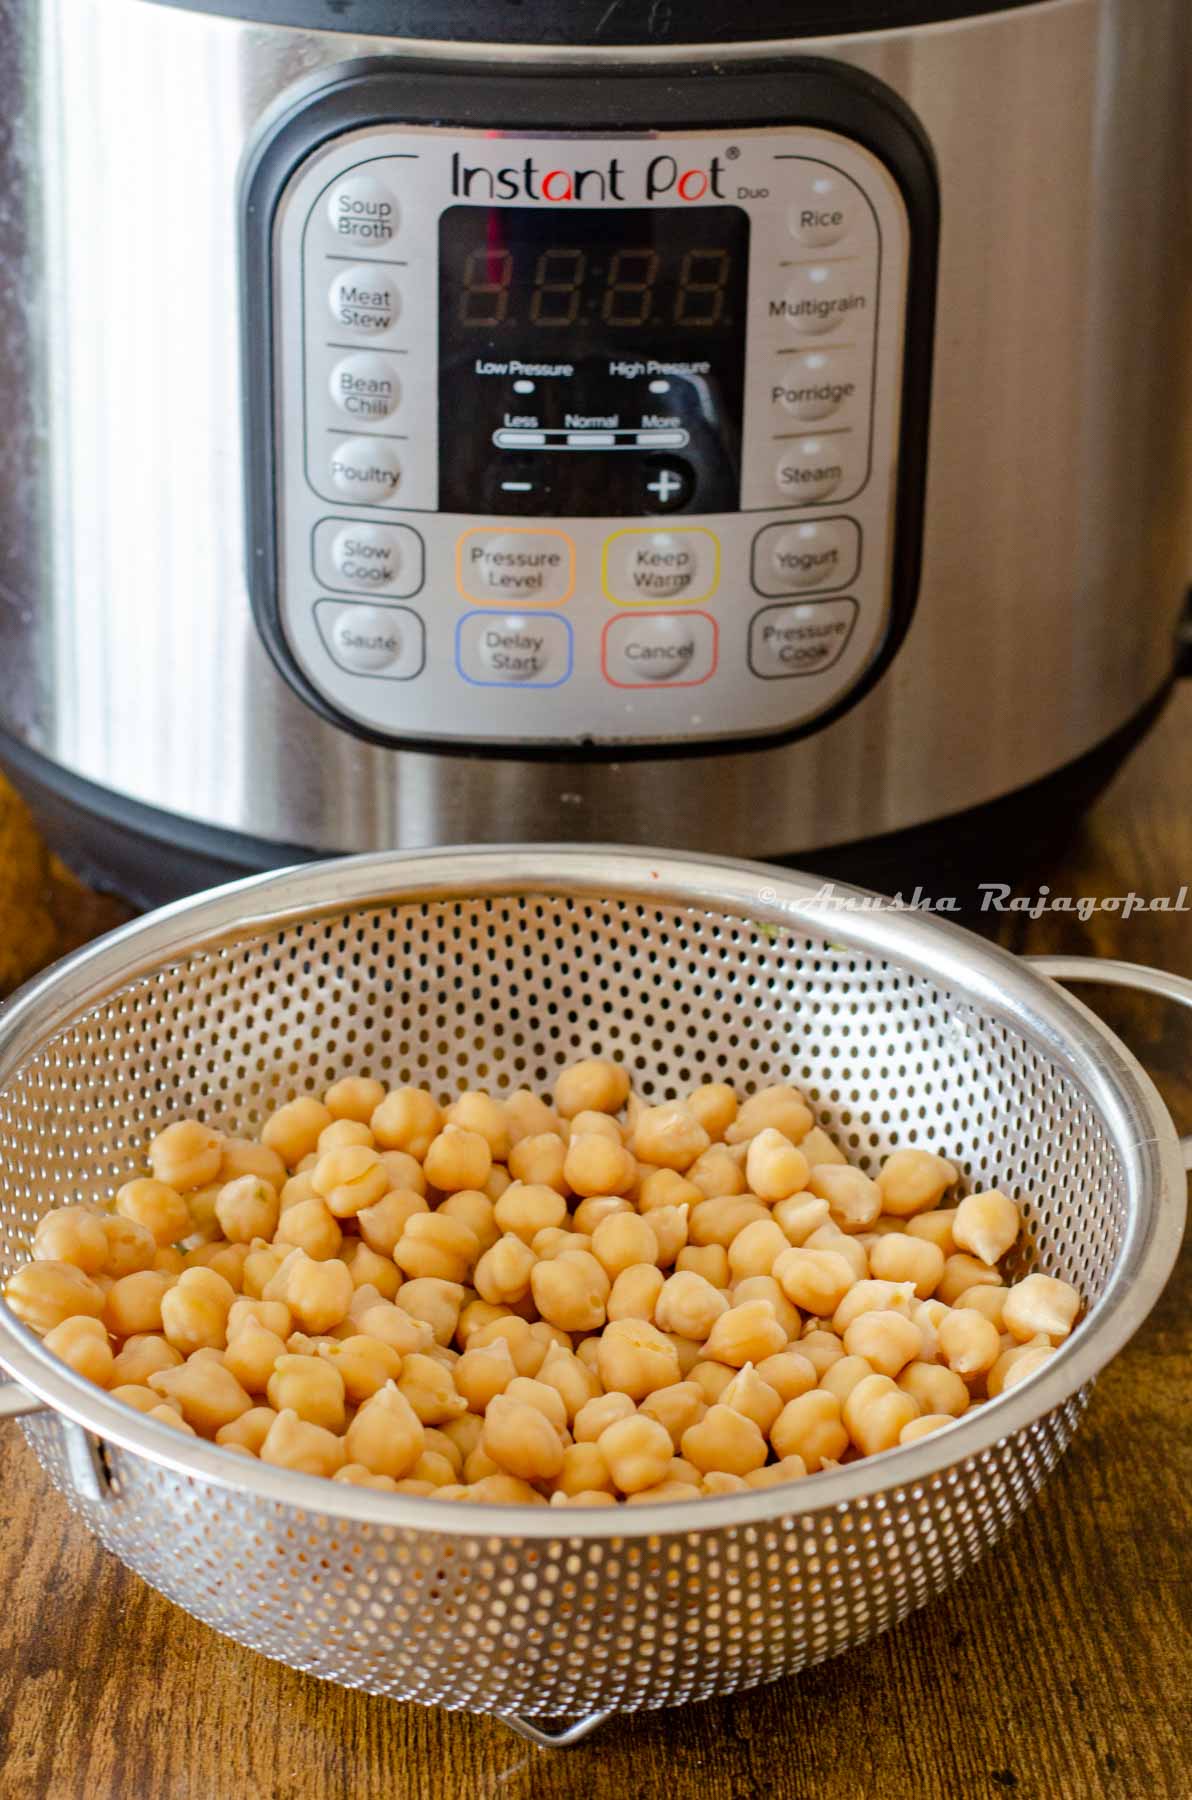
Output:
[{"xmin": 0, "ymin": 848, "xmax": 1186, "ymax": 1748}]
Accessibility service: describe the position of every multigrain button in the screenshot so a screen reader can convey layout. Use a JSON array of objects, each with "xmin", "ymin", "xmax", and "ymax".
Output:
[
  {"xmin": 457, "ymin": 529, "xmax": 573, "ymax": 606},
  {"xmin": 786, "ymin": 171, "xmax": 857, "ymax": 248},
  {"xmin": 328, "ymin": 352, "xmax": 401, "ymax": 421},
  {"xmin": 775, "ymin": 436, "xmax": 849, "ymax": 505},
  {"xmin": 603, "ymin": 611, "xmax": 717, "ymax": 688},
  {"xmin": 314, "ymin": 601, "xmax": 425, "ymax": 680},
  {"xmin": 326, "ymin": 174, "xmax": 399, "ymax": 246},
  {"xmin": 328, "ymin": 438, "xmax": 401, "ymax": 503},
  {"xmin": 752, "ymin": 518, "xmax": 860, "ymax": 596},
  {"xmin": 456, "ymin": 612, "xmax": 572, "ymax": 688},
  {"xmin": 328, "ymin": 264, "xmax": 401, "ymax": 335},
  {"xmin": 748, "ymin": 598, "xmax": 858, "ymax": 679},
  {"xmin": 780, "ymin": 263, "xmax": 867, "ymax": 337},
  {"xmin": 772, "ymin": 347, "xmax": 857, "ymax": 422},
  {"xmin": 603, "ymin": 528, "xmax": 718, "ymax": 605}
]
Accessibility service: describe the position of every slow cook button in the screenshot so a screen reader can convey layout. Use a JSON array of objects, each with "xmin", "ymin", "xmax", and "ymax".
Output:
[
  {"xmin": 315, "ymin": 601, "xmax": 425, "ymax": 680},
  {"xmin": 313, "ymin": 519, "xmax": 424, "ymax": 595},
  {"xmin": 779, "ymin": 263, "xmax": 868, "ymax": 337},
  {"xmin": 328, "ymin": 264, "xmax": 401, "ymax": 335},
  {"xmin": 752, "ymin": 517, "xmax": 860, "ymax": 595},
  {"xmin": 326, "ymin": 174, "xmax": 400, "ymax": 246},
  {"xmin": 603, "ymin": 528, "xmax": 719, "ymax": 605},
  {"xmin": 748, "ymin": 599, "xmax": 859, "ymax": 680},
  {"xmin": 456, "ymin": 612, "xmax": 572, "ymax": 687},
  {"xmin": 603, "ymin": 611, "xmax": 717, "ymax": 688},
  {"xmin": 457, "ymin": 529, "xmax": 574, "ymax": 605},
  {"xmin": 328, "ymin": 438, "xmax": 401, "ymax": 503},
  {"xmin": 328, "ymin": 352, "xmax": 401, "ymax": 421},
  {"xmin": 786, "ymin": 170, "xmax": 858, "ymax": 248}
]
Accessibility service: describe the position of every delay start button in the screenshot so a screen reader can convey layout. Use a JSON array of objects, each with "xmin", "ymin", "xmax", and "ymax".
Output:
[
  {"xmin": 748, "ymin": 598, "xmax": 858, "ymax": 679},
  {"xmin": 456, "ymin": 612, "xmax": 572, "ymax": 688},
  {"xmin": 603, "ymin": 611, "xmax": 717, "ymax": 688},
  {"xmin": 457, "ymin": 529, "xmax": 574, "ymax": 606}
]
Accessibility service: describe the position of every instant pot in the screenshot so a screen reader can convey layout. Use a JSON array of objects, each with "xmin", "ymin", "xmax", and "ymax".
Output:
[{"xmin": 0, "ymin": 0, "xmax": 1188, "ymax": 903}]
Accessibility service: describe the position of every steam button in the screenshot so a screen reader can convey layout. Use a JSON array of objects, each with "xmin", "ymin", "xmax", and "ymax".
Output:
[
  {"xmin": 326, "ymin": 175, "xmax": 399, "ymax": 246},
  {"xmin": 775, "ymin": 436, "xmax": 849, "ymax": 506}
]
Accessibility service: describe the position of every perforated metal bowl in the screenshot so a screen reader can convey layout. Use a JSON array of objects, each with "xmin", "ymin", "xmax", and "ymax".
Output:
[{"xmin": 0, "ymin": 849, "xmax": 1186, "ymax": 1747}]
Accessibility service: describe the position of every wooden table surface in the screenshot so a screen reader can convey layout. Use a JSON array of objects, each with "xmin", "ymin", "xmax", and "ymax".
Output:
[{"xmin": 0, "ymin": 698, "xmax": 1189, "ymax": 1800}]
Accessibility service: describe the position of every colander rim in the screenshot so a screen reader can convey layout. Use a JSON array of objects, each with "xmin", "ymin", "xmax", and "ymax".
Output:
[{"xmin": 0, "ymin": 845, "xmax": 1184, "ymax": 1539}]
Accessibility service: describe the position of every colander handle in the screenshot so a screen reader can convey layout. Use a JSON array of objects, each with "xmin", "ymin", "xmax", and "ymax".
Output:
[
  {"xmin": 1027, "ymin": 956, "xmax": 1192, "ymax": 1170},
  {"xmin": 0, "ymin": 1376, "xmax": 46, "ymax": 1418},
  {"xmin": 497, "ymin": 1708, "xmax": 617, "ymax": 1748}
]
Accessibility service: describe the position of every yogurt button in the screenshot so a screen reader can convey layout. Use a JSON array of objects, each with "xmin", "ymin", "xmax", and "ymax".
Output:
[
  {"xmin": 787, "ymin": 171, "xmax": 857, "ymax": 248},
  {"xmin": 329, "ymin": 606, "xmax": 404, "ymax": 671},
  {"xmin": 328, "ymin": 352, "xmax": 401, "ymax": 421},
  {"xmin": 775, "ymin": 436, "xmax": 848, "ymax": 505},
  {"xmin": 329, "ymin": 438, "xmax": 401, "ymax": 503},
  {"xmin": 772, "ymin": 348, "xmax": 857, "ymax": 422},
  {"xmin": 329, "ymin": 265, "xmax": 400, "ymax": 334},
  {"xmin": 326, "ymin": 175, "xmax": 399, "ymax": 246},
  {"xmin": 781, "ymin": 263, "xmax": 867, "ymax": 337},
  {"xmin": 764, "ymin": 519, "xmax": 858, "ymax": 592}
]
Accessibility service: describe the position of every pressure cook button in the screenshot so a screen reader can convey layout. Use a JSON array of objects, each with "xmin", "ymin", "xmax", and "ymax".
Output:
[
  {"xmin": 456, "ymin": 611, "xmax": 572, "ymax": 687},
  {"xmin": 313, "ymin": 519, "xmax": 423, "ymax": 595},
  {"xmin": 780, "ymin": 263, "xmax": 867, "ymax": 337},
  {"xmin": 328, "ymin": 352, "xmax": 401, "ymax": 421},
  {"xmin": 602, "ymin": 611, "xmax": 717, "ymax": 688},
  {"xmin": 748, "ymin": 599, "xmax": 858, "ymax": 679},
  {"xmin": 752, "ymin": 518, "xmax": 860, "ymax": 596},
  {"xmin": 328, "ymin": 438, "xmax": 401, "ymax": 504},
  {"xmin": 314, "ymin": 601, "xmax": 425, "ymax": 680},
  {"xmin": 457, "ymin": 530, "xmax": 574, "ymax": 606},
  {"xmin": 326, "ymin": 174, "xmax": 399, "ymax": 246},
  {"xmin": 328, "ymin": 264, "xmax": 400, "ymax": 335},
  {"xmin": 773, "ymin": 348, "xmax": 857, "ymax": 423},
  {"xmin": 775, "ymin": 436, "xmax": 849, "ymax": 505},
  {"xmin": 604, "ymin": 528, "xmax": 718, "ymax": 605},
  {"xmin": 787, "ymin": 171, "xmax": 857, "ymax": 248}
]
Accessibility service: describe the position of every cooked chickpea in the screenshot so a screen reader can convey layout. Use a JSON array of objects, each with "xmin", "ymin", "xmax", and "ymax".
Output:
[
  {"xmin": 554, "ymin": 1058, "xmax": 629, "ymax": 1120},
  {"xmin": 954, "ymin": 1285, "xmax": 1008, "ymax": 1327},
  {"xmin": 790, "ymin": 1331, "xmax": 843, "ymax": 1380},
  {"xmin": 831, "ymin": 1278, "xmax": 916, "ymax": 1333},
  {"xmin": 685, "ymin": 1083, "xmax": 738, "ymax": 1141},
  {"xmin": 953, "ymin": 1189, "xmax": 1020, "ymax": 1267},
  {"xmin": 503, "ymin": 1088, "xmax": 561, "ymax": 1145},
  {"xmin": 679, "ymin": 1404, "xmax": 767, "ymax": 1477},
  {"xmin": 397, "ymin": 1351, "xmax": 468, "ymax": 1424},
  {"xmin": 726, "ymin": 1219, "xmax": 790, "ymax": 1283},
  {"xmin": 41, "ymin": 1315, "xmax": 112, "ymax": 1386},
  {"xmin": 596, "ymin": 1318, "xmax": 681, "ymax": 1399},
  {"xmin": 703, "ymin": 1299, "xmax": 787, "ymax": 1368},
  {"xmin": 1002, "ymin": 1273, "xmax": 1081, "ymax": 1342},
  {"xmin": 868, "ymin": 1231, "xmax": 945, "ymax": 1299},
  {"xmin": 591, "ymin": 1414, "xmax": 668, "ymax": 1494},
  {"xmin": 474, "ymin": 1233, "xmax": 537, "ymax": 1307},
  {"xmin": 773, "ymin": 1246, "xmax": 854, "ymax": 1317},
  {"xmin": 563, "ymin": 1133, "xmax": 636, "ymax": 1199},
  {"xmin": 726, "ymin": 1086, "xmax": 814, "ymax": 1147},
  {"xmin": 842, "ymin": 1373, "xmax": 920, "ymax": 1454},
  {"xmin": 317, "ymin": 1119, "xmax": 375, "ymax": 1155},
  {"xmin": 493, "ymin": 1181, "xmax": 567, "ymax": 1244},
  {"xmin": 273, "ymin": 1197, "xmax": 343, "ymax": 1263},
  {"xmin": 630, "ymin": 1103, "xmax": 710, "ymax": 1173},
  {"xmin": 110, "ymin": 1333, "xmax": 182, "ymax": 1386},
  {"xmin": 638, "ymin": 1380, "xmax": 705, "ymax": 1446},
  {"xmin": 96, "ymin": 1214, "xmax": 158, "ymax": 1279},
  {"xmin": 370, "ymin": 1087, "xmax": 443, "ymax": 1160},
  {"xmin": 937, "ymin": 1306, "xmax": 1000, "ymax": 1376},
  {"xmin": 535, "ymin": 1342, "xmax": 598, "ymax": 1422},
  {"xmin": 32, "ymin": 1206, "xmax": 109, "ymax": 1274},
  {"xmin": 650, "ymin": 1270, "xmax": 723, "ymax": 1340},
  {"xmin": 319, "ymin": 1334, "xmax": 403, "ymax": 1403},
  {"xmin": 158, "ymin": 1266, "xmax": 232, "ymax": 1353},
  {"xmin": 223, "ymin": 1314, "xmax": 287, "ymax": 1393},
  {"xmin": 875, "ymin": 1148, "xmax": 958, "ymax": 1218},
  {"xmin": 689, "ymin": 1196, "xmax": 769, "ymax": 1249},
  {"xmin": 639, "ymin": 1169, "xmax": 707, "ymax": 1215},
  {"xmin": 771, "ymin": 1194, "xmax": 832, "ymax": 1247},
  {"xmin": 308, "ymin": 1145, "xmax": 387, "ymax": 1220},
  {"xmin": 719, "ymin": 1363, "xmax": 782, "ymax": 1435},
  {"xmin": 675, "ymin": 1244, "xmax": 731, "ymax": 1288},
  {"xmin": 218, "ymin": 1138, "xmax": 288, "ymax": 1190},
  {"xmin": 339, "ymin": 1240, "xmax": 400, "ymax": 1301},
  {"xmin": 643, "ymin": 1204, "xmax": 690, "ymax": 1269},
  {"xmin": 343, "ymin": 1382, "xmax": 425, "ymax": 1476},
  {"xmin": 842, "ymin": 1309, "xmax": 923, "ymax": 1378},
  {"xmin": 819, "ymin": 1354, "xmax": 879, "ymax": 1404},
  {"xmin": 351, "ymin": 1190, "xmax": 423, "ymax": 1260},
  {"xmin": 256, "ymin": 1408, "xmax": 344, "ymax": 1477},
  {"xmin": 150, "ymin": 1359, "xmax": 253, "ymax": 1435},
  {"xmin": 261, "ymin": 1098, "xmax": 334, "ymax": 1167},
  {"xmin": 216, "ymin": 1405, "xmax": 277, "ymax": 1453},
  {"xmin": 684, "ymin": 1147, "xmax": 746, "ymax": 1202},
  {"xmin": 105, "ymin": 1269, "xmax": 175, "ymax": 1339},
  {"xmin": 436, "ymin": 1189, "xmax": 498, "ymax": 1259},
  {"xmin": 469, "ymin": 1316, "xmax": 545, "ymax": 1378},
  {"xmin": 554, "ymin": 1441, "xmax": 614, "ymax": 1497},
  {"xmin": 507, "ymin": 1132, "xmax": 569, "ymax": 1192},
  {"xmin": 263, "ymin": 1353, "xmax": 345, "ymax": 1431},
  {"xmin": 906, "ymin": 1208, "xmax": 958, "ymax": 1255},
  {"xmin": 482, "ymin": 1395, "xmax": 564, "ymax": 1482},
  {"xmin": 570, "ymin": 1196, "xmax": 631, "ymax": 1238},
  {"xmin": 323, "ymin": 1075, "xmax": 386, "ymax": 1125},
  {"xmin": 745, "ymin": 1129, "xmax": 811, "ymax": 1204},
  {"xmin": 899, "ymin": 1413, "xmax": 955, "ymax": 1444},
  {"xmin": 395, "ymin": 1278, "xmax": 465, "ymax": 1348},
  {"xmin": 937, "ymin": 1254, "xmax": 1004, "ymax": 1307},
  {"xmin": 210, "ymin": 1175, "xmax": 277, "ymax": 1246},
  {"xmin": 444, "ymin": 1091, "xmax": 510, "ymax": 1161},
  {"xmin": 606, "ymin": 1262, "xmax": 665, "ymax": 1324},
  {"xmin": 897, "ymin": 1360, "xmax": 970, "ymax": 1417},
  {"xmin": 688, "ymin": 1360, "xmax": 735, "ymax": 1405},
  {"xmin": 531, "ymin": 1251, "xmax": 610, "ymax": 1332},
  {"xmin": 275, "ymin": 1248, "xmax": 354, "ymax": 1334},
  {"xmin": 452, "ymin": 1337, "xmax": 515, "ymax": 1413},
  {"xmin": 186, "ymin": 1241, "xmax": 249, "ymax": 1292},
  {"xmin": 797, "ymin": 1128, "xmax": 846, "ymax": 1169},
  {"xmin": 770, "ymin": 1389, "xmax": 848, "ymax": 1470},
  {"xmin": 242, "ymin": 1242, "xmax": 288, "ymax": 1299},
  {"xmin": 987, "ymin": 1337, "xmax": 1055, "ymax": 1397},
  {"xmin": 147, "ymin": 1120, "xmax": 223, "ymax": 1193},
  {"xmin": 418, "ymin": 1125, "xmax": 489, "ymax": 1196},
  {"xmin": 587, "ymin": 1214, "xmax": 657, "ymax": 1282},
  {"xmin": 393, "ymin": 1212, "xmax": 479, "ymax": 1284},
  {"xmin": 808, "ymin": 1165, "xmax": 882, "ymax": 1233},
  {"xmin": 754, "ymin": 1349, "xmax": 817, "ymax": 1402}
]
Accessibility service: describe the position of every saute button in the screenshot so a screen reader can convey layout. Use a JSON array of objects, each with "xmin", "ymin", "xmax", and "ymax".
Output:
[
  {"xmin": 328, "ymin": 264, "xmax": 401, "ymax": 335},
  {"xmin": 328, "ymin": 352, "xmax": 401, "ymax": 420},
  {"xmin": 603, "ymin": 611, "xmax": 717, "ymax": 687},
  {"xmin": 781, "ymin": 262, "xmax": 867, "ymax": 337},
  {"xmin": 748, "ymin": 598, "xmax": 858, "ymax": 679},
  {"xmin": 326, "ymin": 174, "xmax": 399, "ymax": 246},
  {"xmin": 458, "ymin": 530, "xmax": 573, "ymax": 605},
  {"xmin": 604, "ymin": 529, "xmax": 718, "ymax": 605},
  {"xmin": 772, "ymin": 347, "xmax": 857, "ymax": 422},
  {"xmin": 329, "ymin": 438, "xmax": 401, "ymax": 504},
  {"xmin": 775, "ymin": 436, "xmax": 850, "ymax": 505},
  {"xmin": 752, "ymin": 518, "xmax": 860, "ymax": 595},
  {"xmin": 786, "ymin": 171, "xmax": 857, "ymax": 248},
  {"xmin": 315, "ymin": 601, "xmax": 425, "ymax": 680},
  {"xmin": 456, "ymin": 612, "xmax": 572, "ymax": 687}
]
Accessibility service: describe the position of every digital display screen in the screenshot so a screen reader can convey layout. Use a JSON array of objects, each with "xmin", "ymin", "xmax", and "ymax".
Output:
[{"xmin": 437, "ymin": 205, "xmax": 749, "ymax": 517}]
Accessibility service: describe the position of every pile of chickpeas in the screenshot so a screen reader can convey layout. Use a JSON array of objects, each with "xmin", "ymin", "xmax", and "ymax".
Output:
[{"xmin": 2, "ymin": 1061, "xmax": 1083, "ymax": 1506}]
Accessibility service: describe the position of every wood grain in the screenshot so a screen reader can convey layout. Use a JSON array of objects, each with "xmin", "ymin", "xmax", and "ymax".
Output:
[{"xmin": 1, "ymin": 696, "xmax": 1190, "ymax": 1800}]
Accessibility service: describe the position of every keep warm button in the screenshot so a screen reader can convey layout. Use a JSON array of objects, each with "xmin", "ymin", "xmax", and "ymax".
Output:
[{"xmin": 748, "ymin": 599, "xmax": 858, "ymax": 679}]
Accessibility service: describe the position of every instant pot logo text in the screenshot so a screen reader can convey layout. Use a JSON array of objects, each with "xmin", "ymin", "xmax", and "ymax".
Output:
[{"xmin": 449, "ymin": 152, "xmax": 727, "ymax": 204}]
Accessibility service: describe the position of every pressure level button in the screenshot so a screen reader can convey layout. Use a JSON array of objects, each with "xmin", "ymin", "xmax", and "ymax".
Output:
[{"xmin": 326, "ymin": 175, "xmax": 399, "ymax": 246}]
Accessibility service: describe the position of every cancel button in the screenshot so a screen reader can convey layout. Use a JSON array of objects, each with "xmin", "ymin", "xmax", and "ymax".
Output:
[{"xmin": 748, "ymin": 598, "xmax": 858, "ymax": 680}]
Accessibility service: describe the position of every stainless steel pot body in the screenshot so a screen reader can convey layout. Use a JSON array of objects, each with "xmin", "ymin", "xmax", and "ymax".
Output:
[{"xmin": 0, "ymin": 0, "xmax": 1188, "ymax": 858}]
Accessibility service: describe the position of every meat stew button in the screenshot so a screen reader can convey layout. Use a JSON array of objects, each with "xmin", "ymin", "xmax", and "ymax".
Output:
[{"xmin": 748, "ymin": 599, "xmax": 858, "ymax": 679}]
